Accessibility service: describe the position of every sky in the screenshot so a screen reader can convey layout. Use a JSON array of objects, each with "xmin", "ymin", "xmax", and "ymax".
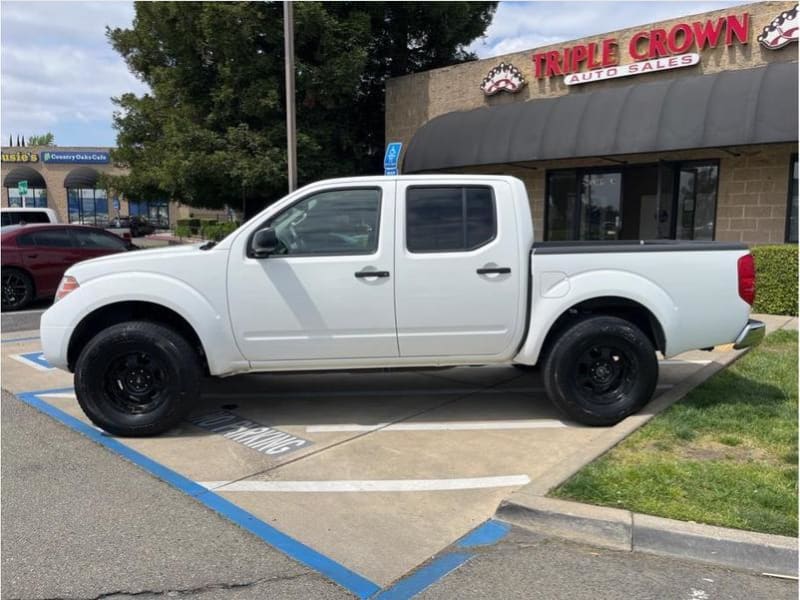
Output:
[{"xmin": 1, "ymin": 0, "xmax": 750, "ymax": 148}]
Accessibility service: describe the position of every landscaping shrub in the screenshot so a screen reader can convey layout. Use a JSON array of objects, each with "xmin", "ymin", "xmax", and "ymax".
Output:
[
  {"xmin": 174, "ymin": 224, "xmax": 191, "ymax": 239},
  {"xmin": 752, "ymin": 244, "xmax": 798, "ymax": 316}
]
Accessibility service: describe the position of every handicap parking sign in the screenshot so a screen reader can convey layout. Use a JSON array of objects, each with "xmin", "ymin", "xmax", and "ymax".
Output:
[{"xmin": 384, "ymin": 142, "xmax": 402, "ymax": 175}]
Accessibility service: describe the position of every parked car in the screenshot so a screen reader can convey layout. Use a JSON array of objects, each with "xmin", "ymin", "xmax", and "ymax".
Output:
[
  {"xmin": 1, "ymin": 207, "xmax": 59, "ymax": 226},
  {"xmin": 107, "ymin": 215, "xmax": 156, "ymax": 238},
  {"xmin": 41, "ymin": 175, "xmax": 764, "ymax": 436},
  {"xmin": 2, "ymin": 224, "xmax": 134, "ymax": 311}
]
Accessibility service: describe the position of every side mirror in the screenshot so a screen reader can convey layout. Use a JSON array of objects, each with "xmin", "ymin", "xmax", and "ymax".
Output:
[{"xmin": 251, "ymin": 227, "xmax": 279, "ymax": 258}]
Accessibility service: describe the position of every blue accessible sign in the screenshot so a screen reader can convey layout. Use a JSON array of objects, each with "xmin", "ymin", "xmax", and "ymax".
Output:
[{"xmin": 383, "ymin": 142, "xmax": 402, "ymax": 176}]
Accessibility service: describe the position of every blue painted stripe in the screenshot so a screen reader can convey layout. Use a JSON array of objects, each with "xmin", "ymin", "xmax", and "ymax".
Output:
[
  {"xmin": 16, "ymin": 388, "xmax": 382, "ymax": 600},
  {"xmin": 1, "ymin": 336, "xmax": 40, "ymax": 344},
  {"xmin": 375, "ymin": 553, "xmax": 472, "ymax": 599},
  {"xmin": 456, "ymin": 520, "xmax": 510, "ymax": 548},
  {"xmin": 19, "ymin": 351, "xmax": 53, "ymax": 369}
]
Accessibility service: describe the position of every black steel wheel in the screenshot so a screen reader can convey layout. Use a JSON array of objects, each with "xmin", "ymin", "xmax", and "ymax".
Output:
[
  {"xmin": 75, "ymin": 321, "xmax": 201, "ymax": 436},
  {"xmin": 1, "ymin": 268, "xmax": 34, "ymax": 311},
  {"xmin": 543, "ymin": 315, "xmax": 658, "ymax": 426}
]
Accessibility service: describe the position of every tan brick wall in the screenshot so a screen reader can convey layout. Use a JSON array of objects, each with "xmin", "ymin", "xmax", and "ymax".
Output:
[{"xmin": 386, "ymin": 1, "xmax": 799, "ymax": 156}]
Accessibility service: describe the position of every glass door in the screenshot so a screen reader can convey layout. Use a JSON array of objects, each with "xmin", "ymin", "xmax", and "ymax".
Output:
[{"xmin": 580, "ymin": 172, "xmax": 621, "ymax": 240}]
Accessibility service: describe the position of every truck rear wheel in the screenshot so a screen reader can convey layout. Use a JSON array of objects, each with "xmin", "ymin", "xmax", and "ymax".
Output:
[
  {"xmin": 74, "ymin": 321, "xmax": 201, "ymax": 436},
  {"xmin": 543, "ymin": 315, "xmax": 658, "ymax": 426}
]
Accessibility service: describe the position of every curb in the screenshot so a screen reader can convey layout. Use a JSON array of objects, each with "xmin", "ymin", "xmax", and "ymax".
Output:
[{"xmin": 496, "ymin": 496, "xmax": 798, "ymax": 577}]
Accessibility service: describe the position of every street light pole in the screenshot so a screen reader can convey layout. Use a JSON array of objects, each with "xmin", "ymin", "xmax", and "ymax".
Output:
[{"xmin": 284, "ymin": 0, "xmax": 297, "ymax": 192}]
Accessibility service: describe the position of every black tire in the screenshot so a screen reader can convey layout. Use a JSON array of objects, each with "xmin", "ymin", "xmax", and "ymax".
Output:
[
  {"xmin": 74, "ymin": 321, "xmax": 201, "ymax": 436},
  {"xmin": 543, "ymin": 315, "xmax": 658, "ymax": 426},
  {"xmin": 1, "ymin": 268, "xmax": 34, "ymax": 311}
]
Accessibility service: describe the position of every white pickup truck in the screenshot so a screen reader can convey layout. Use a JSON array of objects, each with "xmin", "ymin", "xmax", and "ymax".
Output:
[{"xmin": 41, "ymin": 175, "xmax": 764, "ymax": 436}]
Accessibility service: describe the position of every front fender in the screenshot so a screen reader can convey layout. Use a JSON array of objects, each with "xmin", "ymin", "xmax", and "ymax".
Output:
[
  {"xmin": 41, "ymin": 272, "xmax": 246, "ymax": 375},
  {"xmin": 513, "ymin": 269, "xmax": 677, "ymax": 365}
]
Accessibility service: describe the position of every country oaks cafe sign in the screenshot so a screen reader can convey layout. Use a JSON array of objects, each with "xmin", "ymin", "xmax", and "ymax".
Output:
[{"xmin": 534, "ymin": 13, "xmax": 751, "ymax": 86}]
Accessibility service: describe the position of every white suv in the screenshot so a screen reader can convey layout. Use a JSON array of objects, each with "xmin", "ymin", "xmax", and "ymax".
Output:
[{"xmin": 1, "ymin": 207, "xmax": 59, "ymax": 226}]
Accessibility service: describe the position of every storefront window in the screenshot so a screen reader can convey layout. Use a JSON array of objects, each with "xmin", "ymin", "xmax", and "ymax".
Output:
[
  {"xmin": 67, "ymin": 188, "xmax": 109, "ymax": 226},
  {"xmin": 787, "ymin": 156, "xmax": 798, "ymax": 244},
  {"xmin": 129, "ymin": 199, "xmax": 170, "ymax": 228},
  {"xmin": 6, "ymin": 188, "xmax": 47, "ymax": 208},
  {"xmin": 546, "ymin": 171, "xmax": 577, "ymax": 241},
  {"xmin": 545, "ymin": 161, "xmax": 719, "ymax": 242}
]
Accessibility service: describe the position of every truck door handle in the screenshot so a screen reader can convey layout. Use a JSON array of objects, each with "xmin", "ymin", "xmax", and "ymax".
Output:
[
  {"xmin": 355, "ymin": 270, "xmax": 390, "ymax": 278},
  {"xmin": 477, "ymin": 267, "xmax": 511, "ymax": 275}
]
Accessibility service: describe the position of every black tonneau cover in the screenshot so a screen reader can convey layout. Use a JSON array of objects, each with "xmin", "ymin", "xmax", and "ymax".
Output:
[{"xmin": 531, "ymin": 240, "xmax": 748, "ymax": 254}]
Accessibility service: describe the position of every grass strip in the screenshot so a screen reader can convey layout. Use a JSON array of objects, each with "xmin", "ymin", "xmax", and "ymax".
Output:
[{"xmin": 552, "ymin": 329, "xmax": 798, "ymax": 537}]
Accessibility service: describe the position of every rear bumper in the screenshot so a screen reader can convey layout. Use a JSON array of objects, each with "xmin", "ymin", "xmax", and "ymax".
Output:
[{"xmin": 733, "ymin": 319, "xmax": 766, "ymax": 350}]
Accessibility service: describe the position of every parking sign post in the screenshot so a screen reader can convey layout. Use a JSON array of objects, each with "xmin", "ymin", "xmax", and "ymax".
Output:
[{"xmin": 17, "ymin": 180, "xmax": 28, "ymax": 207}]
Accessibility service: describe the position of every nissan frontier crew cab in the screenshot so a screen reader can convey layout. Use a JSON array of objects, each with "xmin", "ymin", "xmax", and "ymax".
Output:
[{"xmin": 41, "ymin": 175, "xmax": 765, "ymax": 436}]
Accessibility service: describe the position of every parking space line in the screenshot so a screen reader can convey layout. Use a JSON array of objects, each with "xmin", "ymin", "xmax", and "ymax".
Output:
[
  {"xmin": 374, "ymin": 552, "xmax": 473, "ymax": 600},
  {"xmin": 661, "ymin": 359, "xmax": 712, "ymax": 365},
  {"xmin": 1, "ymin": 336, "xmax": 40, "ymax": 344},
  {"xmin": 16, "ymin": 388, "xmax": 382, "ymax": 599},
  {"xmin": 376, "ymin": 519, "xmax": 512, "ymax": 599},
  {"xmin": 198, "ymin": 475, "xmax": 531, "ymax": 493},
  {"xmin": 306, "ymin": 419, "xmax": 572, "ymax": 433},
  {"xmin": 10, "ymin": 352, "xmax": 55, "ymax": 371}
]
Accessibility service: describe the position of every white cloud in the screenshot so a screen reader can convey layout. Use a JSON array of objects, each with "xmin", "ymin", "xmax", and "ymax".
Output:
[
  {"xmin": 0, "ymin": 1, "xmax": 147, "ymax": 146},
  {"xmin": 469, "ymin": 1, "xmax": 753, "ymax": 59}
]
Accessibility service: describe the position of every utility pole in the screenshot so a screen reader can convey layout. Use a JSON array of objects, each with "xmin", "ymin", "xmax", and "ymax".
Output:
[{"xmin": 284, "ymin": 1, "xmax": 297, "ymax": 192}]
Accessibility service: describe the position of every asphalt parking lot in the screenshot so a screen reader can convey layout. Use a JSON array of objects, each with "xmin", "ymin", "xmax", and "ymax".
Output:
[{"xmin": 1, "ymin": 323, "xmax": 736, "ymax": 597}]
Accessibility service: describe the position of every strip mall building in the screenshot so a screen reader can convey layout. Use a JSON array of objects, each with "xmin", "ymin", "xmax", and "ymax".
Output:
[
  {"xmin": 0, "ymin": 147, "xmax": 223, "ymax": 227},
  {"xmin": 387, "ymin": 1, "xmax": 799, "ymax": 244}
]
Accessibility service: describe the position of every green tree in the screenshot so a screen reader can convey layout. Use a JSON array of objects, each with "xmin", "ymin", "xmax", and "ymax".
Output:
[
  {"xmin": 106, "ymin": 1, "xmax": 496, "ymax": 214},
  {"xmin": 27, "ymin": 132, "xmax": 55, "ymax": 146}
]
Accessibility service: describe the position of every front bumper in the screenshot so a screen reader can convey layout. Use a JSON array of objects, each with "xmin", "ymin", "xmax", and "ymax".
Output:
[{"xmin": 733, "ymin": 319, "xmax": 766, "ymax": 350}]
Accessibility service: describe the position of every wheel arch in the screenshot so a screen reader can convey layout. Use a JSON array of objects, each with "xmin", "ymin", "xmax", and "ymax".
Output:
[
  {"xmin": 539, "ymin": 296, "xmax": 666, "ymax": 361},
  {"xmin": 67, "ymin": 301, "xmax": 207, "ymax": 373}
]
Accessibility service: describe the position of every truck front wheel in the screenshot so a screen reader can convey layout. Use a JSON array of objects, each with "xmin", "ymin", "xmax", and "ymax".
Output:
[
  {"xmin": 543, "ymin": 316, "xmax": 658, "ymax": 426},
  {"xmin": 74, "ymin": 321, "xmax": 201, "ymax": 436}
]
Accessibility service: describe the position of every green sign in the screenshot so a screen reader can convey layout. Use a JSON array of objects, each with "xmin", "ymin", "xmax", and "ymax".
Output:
[{"xmin": 17, "ymin": 180, "xmax": 28, "ymax": 195}]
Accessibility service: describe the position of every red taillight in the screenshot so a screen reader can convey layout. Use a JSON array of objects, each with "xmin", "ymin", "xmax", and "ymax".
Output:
[
  {"xmin": 737, "ymin": 254, "xmax": 756, "ymax": 306},
  {"xmin": 55, "ymin": 276, "xmax": 79, "ymax": 302}
]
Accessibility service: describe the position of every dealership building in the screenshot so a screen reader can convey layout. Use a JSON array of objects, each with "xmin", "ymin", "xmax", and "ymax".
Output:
[
  {"xmin": 0, "ymin": 147, "xmax": 222, "ymax": 227},
  {"xmin": 387, "ymin": 1, "xmax": 798, "ymax": 244}
]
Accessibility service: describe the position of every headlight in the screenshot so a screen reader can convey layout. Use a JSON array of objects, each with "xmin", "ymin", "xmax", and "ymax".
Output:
[{"xmin": 54, "ymin": 276, "xmax": 79, "ymax": 302}]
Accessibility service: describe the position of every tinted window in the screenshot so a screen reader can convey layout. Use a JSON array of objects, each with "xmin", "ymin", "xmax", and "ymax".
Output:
[
  {"xmin": 406, "ymin": 187, "xmax": 495, "ymax": 253},
  {"xmin": 267, "ymin": 188, "xmax": 381, "ymax": 255},
  {"xmin": 17, "ymin": 233, "xmax": 35, "ymax": 246},
  {"xmin": 23, "ymin": 211, "xmax": 51, "ymax": 224},
  {"xmin": 32, "ymin": 229, "xmax": 73, "ymax": 248},
  {"xmin": 71, "ymin": 229, "xmax": 127, "ymax": 250}
]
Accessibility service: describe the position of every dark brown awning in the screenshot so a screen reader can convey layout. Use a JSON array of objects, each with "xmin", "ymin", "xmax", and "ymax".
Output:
[
  {"xmin": 64, "ymin": 167, "xmax": 100, "ymax": 188},
  {"xmin": 3, "ymin": 166, "xmax": 46, "ymax": 188},
  {"xmin": 403, "ymin": 62, "xmax": 798, "ymax": 173}
]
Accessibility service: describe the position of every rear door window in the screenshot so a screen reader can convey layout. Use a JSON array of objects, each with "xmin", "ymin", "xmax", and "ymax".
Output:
[
  {"xmin": 71, "ymin": 229, "xmax": 128, "ymax": 250},
  {"xmin": 406, "ymin": 186, "xmax": 496, "ymax": 253},
  {"xmin": 31, "ymin": 229, "xmax": 74, "ymax": 248}
]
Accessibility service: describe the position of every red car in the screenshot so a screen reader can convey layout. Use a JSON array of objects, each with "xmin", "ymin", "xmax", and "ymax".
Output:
[{"xmin": 1, "ymin": 224, "xmax": 134, "ymax": 311}]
